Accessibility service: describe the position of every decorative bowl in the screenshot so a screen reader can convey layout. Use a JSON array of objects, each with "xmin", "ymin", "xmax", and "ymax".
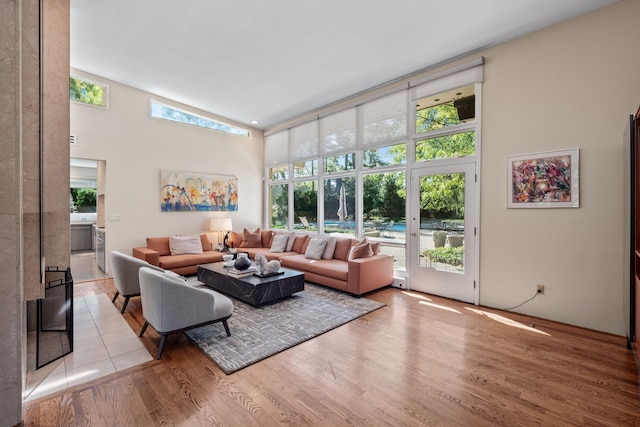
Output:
[{"xmin": 222, "ymin": 254, "xmax": 234, "ymax": 262}]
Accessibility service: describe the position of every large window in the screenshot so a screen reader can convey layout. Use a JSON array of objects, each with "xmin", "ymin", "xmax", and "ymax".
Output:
[
  {"xmin": 269, "ymin": 184, "xmax": 288, "ymax": 229},
  {"xmin": 70, "ymin": 76, "xmax": 108, "ymax": 108},
  {"xmin": 324, "ymin": 177, "xmax": 355, "ymax": 236},
  {"xmin": 363, "ymin": 143, "xmax": 406, "ymax": 168},
  {"xmin": 414, "ymin": 84, "xmax": 476, "ymax": 160},
  {"xmin": 264, "ymin": 62, "xmax": 482, "ymax": 274},
  {"xmin": 294, "ymin": 181, "xmax": 317, "ymax": 230},
  {"xmin": 324, "ymin": 153, "xmax": 355, "ymax": 173},
  {"xmin": 150, "ymin": 100, "xmax": 250, "ymax": 137},
  {"xmin": 416, "ymin": 131, "xmax": 475, "ymax": 161}
]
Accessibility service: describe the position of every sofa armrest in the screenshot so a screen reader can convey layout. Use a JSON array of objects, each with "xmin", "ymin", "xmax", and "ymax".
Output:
[
  {"xmin": 133, "ymin": 247, "xmax": 160, "ymax": 267},
  {"xmin": 347, "ymin": 254, "xmax": 394, "ymax": 295}
]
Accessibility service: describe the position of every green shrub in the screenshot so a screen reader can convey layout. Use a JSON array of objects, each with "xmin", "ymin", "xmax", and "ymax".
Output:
[{"xmin": 424, "ymin": 246, "xmax": 464, "ymax": 266}]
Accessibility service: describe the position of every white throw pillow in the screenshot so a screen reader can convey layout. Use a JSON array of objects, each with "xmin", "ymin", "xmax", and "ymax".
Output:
[
  {"xmin": 269, "ymin": 234, "xmax": 289, "ymax": 253},
  {"xmin": 321, "ymin": 237, "xmax": 337, "ymax": 259},
  {"xmin": 169, "ymin": 235, "xmax": 203, "ymax": 256},
  {"xmin": 283, "ymin": 231, "xmax": 296, "ymax": 251},
  {"xmin": 304, "ymin": 238, "xmax": 328, "ymax": 260}
]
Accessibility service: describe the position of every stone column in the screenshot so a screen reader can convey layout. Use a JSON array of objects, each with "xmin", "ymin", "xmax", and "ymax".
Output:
[{"xmin": 0, "ymin": 0, "xmax": 69, "ymax": 424}]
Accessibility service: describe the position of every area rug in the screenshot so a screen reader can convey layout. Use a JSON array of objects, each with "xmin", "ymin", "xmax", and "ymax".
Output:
[{"xmin": 184, "ymin": 279, "xmax": 385, "ymax": 374}]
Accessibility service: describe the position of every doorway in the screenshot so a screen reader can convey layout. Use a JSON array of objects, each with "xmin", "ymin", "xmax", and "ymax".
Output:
[
  {"xmin": 70, "ymin": 158, "xmax": 108, "ymax": 281},
  {"xmin": 409, "ymin": 160, "xmax": 477, "ymax": 303}
]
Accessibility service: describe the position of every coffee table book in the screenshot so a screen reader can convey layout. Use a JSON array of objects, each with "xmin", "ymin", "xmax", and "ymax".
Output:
[{"xmin": 228, "ymin": 267, "xmax": 256, "ymax": 278}]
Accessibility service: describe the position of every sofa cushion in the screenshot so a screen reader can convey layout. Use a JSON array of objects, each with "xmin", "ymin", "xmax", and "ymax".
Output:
[
  {"xmin": 305, "ymin": 238, "xmax": 328, "ymax": 260},
  {"xmin": 280, "ymin": 254, "xmax": 348, "ymax": 282},
  {"xmin": 332, "ymin": 237, "xmax": 353, "ymax": 261},
  {"xmin": 169, "ymin": 235, "xmax": 204, "ymax": 256},
  {"xmin": 291, "ymin": 234, "xmax": 309, "ymax": 253},
  {"xmin": 261, "ymin": 230, "xmax": 274, "ymax": 248},
  {"xmin": 158, "ymin": 251, "xmax": 221, "ymax": 270},
  {"xmin": 269, "ymin": 234, "xmax": 289, "ymax": 252},
  {"xmin": 349, "ymin": 241, "xmax": 374, "ymax": 260},
  {"xmin": 239, "ymin": 228, "xmax": 262, "ymax": 248},
  {"xmin": 200, "ymin": 234, "xmax": 212, "ymax": 251},
  {"xmin": 228, "ymin": 231, "xmax": 240, "ymax": 248},
  {"xmin": 319, "ymin": 236, "xmax": 337, "ymax": 259},
  {"xmin": 147, "ymin": 237, "xmax": 171, "ymax": 256}
]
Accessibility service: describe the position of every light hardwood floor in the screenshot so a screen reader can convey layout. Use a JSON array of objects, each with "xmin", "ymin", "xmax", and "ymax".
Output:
[{"xmin": 23, "ymin": 279, "xmax": 640, "ymax": 426}]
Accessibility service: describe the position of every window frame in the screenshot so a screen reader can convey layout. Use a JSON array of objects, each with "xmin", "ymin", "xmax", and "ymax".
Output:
[
  {"xmin": 149, "ymin": 99, "xmax": 250, "ymax": 137},
  {"xmin": 70, "ymin": 75, "xmax": 109, "ymax": 108}
]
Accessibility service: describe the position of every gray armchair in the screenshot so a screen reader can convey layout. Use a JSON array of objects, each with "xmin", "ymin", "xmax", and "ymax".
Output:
[
  {"xmin": 138, "ymin": 267, "xmax": 234, "ymax": 359},
  {"xmin": 110, "ymin": 250, "xmax": 165, "ymax": 313}
]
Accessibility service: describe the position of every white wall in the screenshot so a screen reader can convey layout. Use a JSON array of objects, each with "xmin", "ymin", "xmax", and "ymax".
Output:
[
  {"xmin": 70, "ymin": 72, "xmax": 264, "ymax": 273},
  {"xmin": 479, "ymin": 0, "xmax": 640, "ymax": 334}
]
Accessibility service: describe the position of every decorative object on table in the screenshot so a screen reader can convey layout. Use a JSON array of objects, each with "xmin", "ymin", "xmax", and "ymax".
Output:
[
  {"xmin": 160, "ymin": 170, "xmax": 238, "ymax": 212},
  {"xmin": 233, "ymin": 254, "xmax": 251, "ymax": 271},
  {"xmin": 228, "ymin": 247, "xmax": 237, "ymax": 255},
  {"xmin": 254, "ymin": 253, "xmax": 281, "ymax": 275},
  {"xmin": 507, "ymin": 148, "xmax": 579, "ymax": 208},
  {"xmin": 254, "ymin": 254, "xmax": 266, "ymax": 275},
  {"xmin": 210, "ymin": 217, "xmax": 233, "ymax": 250},
  {"xmin": 222, "ymin": 254, "xmax": 234, "ymax": 267},
  {"xmin": 227, "ymin": 266, "xmax": 256, "ymax": 278}
]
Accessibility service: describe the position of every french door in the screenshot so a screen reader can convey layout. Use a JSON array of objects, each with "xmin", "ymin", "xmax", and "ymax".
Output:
[{"xmin": 409, "ymin": 161, "xmax": 477, "ymax": 303}]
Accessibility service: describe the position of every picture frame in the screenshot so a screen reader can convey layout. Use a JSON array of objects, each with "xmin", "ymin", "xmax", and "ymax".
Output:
[
  {"xmin": 507, "ymin": 148, "xmax": 579, "ymax": 208},
  {"xmin": 160, "ymin": 170, "xmax": 238, "ymax": 212}
]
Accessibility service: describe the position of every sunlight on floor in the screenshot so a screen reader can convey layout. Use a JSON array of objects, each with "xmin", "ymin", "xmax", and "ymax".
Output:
[
  {"xmin": 418, "ymin": 300, "xmax": 461, "ymax": 314},
  {"xmin": 402, "ymin": 289, "xmax": 550, "ymax": 335},
  {"xmin": 465, "ymin": 307, "xmax": 551, "ymax": 336}
]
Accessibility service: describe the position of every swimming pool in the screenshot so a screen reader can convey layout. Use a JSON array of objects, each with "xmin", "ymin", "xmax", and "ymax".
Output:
[{"xmin": 323, "ymin": 221, "xmax": 407, "ymax": 232}]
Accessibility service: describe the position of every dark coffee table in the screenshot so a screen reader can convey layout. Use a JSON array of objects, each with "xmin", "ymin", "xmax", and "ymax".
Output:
[{"xmin": 197, "ymin": 262, "xmax": 305, "ymax": 307}]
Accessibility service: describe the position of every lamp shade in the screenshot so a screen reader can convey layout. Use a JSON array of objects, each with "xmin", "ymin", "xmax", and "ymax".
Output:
[
  {"xmin": 209, "ymin": 217, "xmax": 233, "ymax": 231},
  {"xmin": 210, "ymin": 217, "xmax": 232, "ymax": 232}
]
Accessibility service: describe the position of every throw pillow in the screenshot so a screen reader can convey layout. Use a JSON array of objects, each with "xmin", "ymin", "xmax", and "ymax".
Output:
[
  {"xmin": 239, "ymin": 228, "xmax": 262, "ymax": 248},
  {"xmin": 348, "ymin": 241, "xmax": 374, "ymax": 260},
  {"xmin": 332, "ymin": 238, "xmax": 352, "ymax": 260},
  {"xmin": 321, "ymin": 236, "xmax": 337, "ymax": 259},
  {"xmin": 305, "ymin": 238, "xmax": 328, "ymax": 260},
  {"xmin": 169, "ymin": 235, "xmax": 204, "ymax": 256},
  {"xmin": 269, "ymin": 234, "xmax": 289, "ymax": 253},
  {"xmin": 283, "ymin": 231, "xmax": 296, "ymax": 251},
  {"xmin": 370, "ymin": 241, "xmax": 380, "ymax": 255}
]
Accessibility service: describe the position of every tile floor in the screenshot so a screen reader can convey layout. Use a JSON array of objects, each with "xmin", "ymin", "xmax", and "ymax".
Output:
[
  {"xmin": 70, "ymin": 250, "xmax": 109, "ymax": 282},
  {"xmin": 25, "ymin": 293, "xmax": 153, "ymax": 401}
]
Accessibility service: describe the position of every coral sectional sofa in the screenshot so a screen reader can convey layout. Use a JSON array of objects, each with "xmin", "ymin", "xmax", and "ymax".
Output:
[
  {"xmin": 133, "ymin": 229, "xmax": 394, "ymax": 296},
  {"xmin": 133, "ymin": 234, "xmax": 223, "ymax": 276},
  {"xmin": 229, "ymin": 229, "xmax": 394, "ymax": 296}
]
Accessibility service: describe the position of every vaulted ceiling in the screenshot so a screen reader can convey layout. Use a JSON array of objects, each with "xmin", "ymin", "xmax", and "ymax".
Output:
[{"xmin": 70, "ymin": 0, "xmax": 617, "ymax": 130}]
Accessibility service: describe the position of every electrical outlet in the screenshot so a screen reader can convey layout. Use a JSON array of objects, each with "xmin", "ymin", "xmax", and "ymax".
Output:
[{"xmin": 537, "ymin": 284, "xmax": 545, "ymax": 294}]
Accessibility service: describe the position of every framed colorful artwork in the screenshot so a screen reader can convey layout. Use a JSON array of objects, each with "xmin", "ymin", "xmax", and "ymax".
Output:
[
  {"xmin": 507, "ymin": 148, "xmax": 579, "ymax": 208},
  {"xmin": 160, "ymin": 170, "xmax": 238, "ymax": 212}
]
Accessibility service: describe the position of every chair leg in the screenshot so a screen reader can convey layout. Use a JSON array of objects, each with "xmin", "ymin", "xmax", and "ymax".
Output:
[
  {"xmin": 139, "ymin": 321, "xmax": 149, "ymax": 337},
  {"xmin": 156, "ymin": 335, "xmax": 167, "ymax": 360},
  {"xmin": 222, "ymin": 319, "xmax": 231, "ymax": 336},
  {"xmin": 121, "ymin": 296, "xmax": 130, "ymax": 313},
  {"xmin": 111, "ymin": 291, "xmax": 119, "ymax": 303}
]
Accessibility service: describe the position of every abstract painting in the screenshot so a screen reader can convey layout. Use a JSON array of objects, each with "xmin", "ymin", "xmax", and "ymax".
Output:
[
  {"xmin": 507, "ymin": 148, "xmax": 579, "ymax": 208},
  {"xmin": 160, "ymin": 170, "xmax": 238, "ymax": 211}
]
